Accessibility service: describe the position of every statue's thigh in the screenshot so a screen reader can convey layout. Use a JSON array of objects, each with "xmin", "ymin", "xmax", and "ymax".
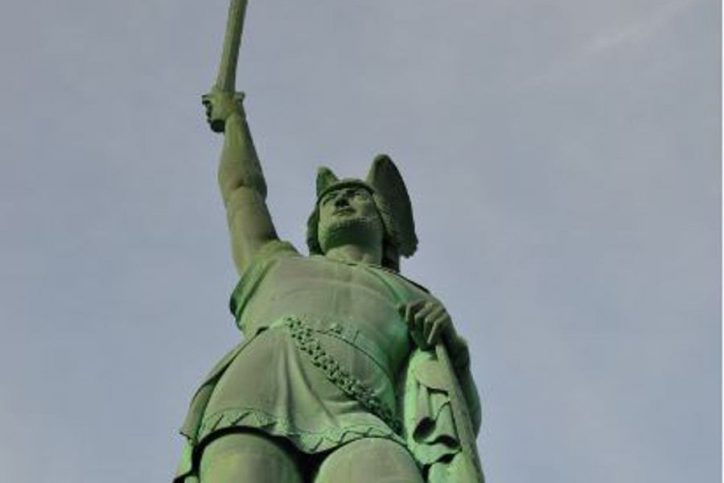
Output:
[
  {"xmin": 314, "ymin": 438, "xmax": 424, "ymax": 483},
  {"xmin": 199, "ymin": 431, "xmax": 303, "ymax": 483}
]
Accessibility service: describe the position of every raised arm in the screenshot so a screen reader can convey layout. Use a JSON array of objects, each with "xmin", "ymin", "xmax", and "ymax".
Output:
[{"xmin": 204, "ymin": 90, "xmax": 279, "ymax": 274}]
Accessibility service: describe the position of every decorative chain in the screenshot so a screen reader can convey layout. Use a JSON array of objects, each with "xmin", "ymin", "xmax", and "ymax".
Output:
[{"xmin": 284, "ymin": 317, "xmax": 402, "ymax": 434}]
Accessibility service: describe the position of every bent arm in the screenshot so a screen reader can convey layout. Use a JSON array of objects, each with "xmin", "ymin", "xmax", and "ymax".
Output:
[
  {"xmin": 218, "ymin": 108, "xmax": 278, "ymax": 274},
  {"xmin": 399, "ymin": 299, "xmax": 482, "ymax": 433}
]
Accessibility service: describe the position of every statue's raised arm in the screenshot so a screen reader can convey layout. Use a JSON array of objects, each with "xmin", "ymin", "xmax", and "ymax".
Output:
[
  {"xmin": 203, "ymin": 91, "xmax": 278, "ymax": 274},
  {"xmin": 202, "ymin": 0, "xmax": 278, "ymax": 274}
]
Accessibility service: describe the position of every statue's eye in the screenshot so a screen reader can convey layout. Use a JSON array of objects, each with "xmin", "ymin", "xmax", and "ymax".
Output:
[{"xmin": 322, "ymin": 193, "xmax": 336, "ymax": 205}]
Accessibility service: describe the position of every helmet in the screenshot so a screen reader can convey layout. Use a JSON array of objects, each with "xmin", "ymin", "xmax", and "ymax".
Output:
[{"xmin": 306, "ymin": 154, "xmax": 418, "ymax": 271}]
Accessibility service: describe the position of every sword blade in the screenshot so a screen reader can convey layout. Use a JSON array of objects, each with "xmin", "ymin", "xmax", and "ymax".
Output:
[{"xmin": 215, "ymin": 0, "xmax": 249, "ymax": 93}]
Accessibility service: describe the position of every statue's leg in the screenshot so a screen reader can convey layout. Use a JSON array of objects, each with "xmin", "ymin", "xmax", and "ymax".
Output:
[
  {"xmin": 199, "ymin": 431, "xmax": 303, "ymax": 483},
  {"xmin": 314, "ymin": 438, "xmax": 424, "ymax": 483}
]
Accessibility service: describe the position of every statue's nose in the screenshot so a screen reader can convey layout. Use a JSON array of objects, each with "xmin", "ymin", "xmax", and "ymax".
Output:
[{"xmin": 334, "ymin": 196, "xmax": 349, "ymax": 207}]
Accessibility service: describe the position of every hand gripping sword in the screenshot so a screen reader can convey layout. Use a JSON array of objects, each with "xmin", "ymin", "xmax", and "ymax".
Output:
[{"xmin": 206, "ymin": 0, "xmax": 248, "ymax": 133}]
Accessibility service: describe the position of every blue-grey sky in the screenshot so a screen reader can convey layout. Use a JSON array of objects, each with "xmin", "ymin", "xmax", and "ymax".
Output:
[{"xmin": 0, "ymin": 0, "xmax": 720, "ymax": 481}]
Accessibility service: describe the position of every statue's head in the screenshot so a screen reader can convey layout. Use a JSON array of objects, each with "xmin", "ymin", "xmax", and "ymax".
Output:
[
  {"xmin": 306, "ymin": 154, "xmax": 418, "ymax": 271},
  {"xmin": 316, "ymin": 180, "xmax": 384, "ymax": 256}
]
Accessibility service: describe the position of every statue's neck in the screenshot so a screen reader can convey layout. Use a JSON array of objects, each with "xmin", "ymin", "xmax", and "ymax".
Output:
[{"xmin": 324, "ymin": 244, "xmax": 382, "ymax": 266}]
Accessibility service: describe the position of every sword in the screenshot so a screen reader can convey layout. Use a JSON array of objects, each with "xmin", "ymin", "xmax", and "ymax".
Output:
[
  {"xmin": 435, "ymin": 342, "xmax": 486, "ymax": 482},
  {"xmin": 206, "ymin": 0, "xmax": 249, "ymax": 132},
  {"xmin": 215, "ymin": 0, "xmax": 248, "ymax": 93}
]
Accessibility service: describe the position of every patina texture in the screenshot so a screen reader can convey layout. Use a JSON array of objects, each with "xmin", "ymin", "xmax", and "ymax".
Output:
[{"xmin": 175, "ymin": 2, "xmax": 484, "ymax": 481}]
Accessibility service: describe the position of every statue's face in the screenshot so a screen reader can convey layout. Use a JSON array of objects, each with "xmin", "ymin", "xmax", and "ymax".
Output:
[{"xmin": 317, "ymin": 186, "xmax": 384, "ymax": 253}]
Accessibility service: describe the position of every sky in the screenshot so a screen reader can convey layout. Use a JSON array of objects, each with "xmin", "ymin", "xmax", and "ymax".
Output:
[{"xmin": 0, "ymin": 0, "xmax": 720, "ymax": 481}]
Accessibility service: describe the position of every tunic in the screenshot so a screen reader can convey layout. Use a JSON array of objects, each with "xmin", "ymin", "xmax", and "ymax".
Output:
[{"xmin": 193, "ymin": 240, "xmax": 436, "ymax": 454}]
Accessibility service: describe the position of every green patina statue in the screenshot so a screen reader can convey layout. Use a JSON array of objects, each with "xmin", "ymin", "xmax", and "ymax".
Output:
[{"xmin": 175, "ymin": 1, "xmax": 484, "ymax": 482}]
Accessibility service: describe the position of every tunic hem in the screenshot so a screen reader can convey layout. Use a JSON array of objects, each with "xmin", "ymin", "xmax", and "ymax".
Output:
[{"xmin": 198, "ymin": 407, "xmax": 406, "ymax": 454}]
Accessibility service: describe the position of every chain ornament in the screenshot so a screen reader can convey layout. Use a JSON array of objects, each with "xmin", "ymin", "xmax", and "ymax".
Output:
[{"xmin": 284, "ymin": 317, "xmax": 402, "ymax": 434}]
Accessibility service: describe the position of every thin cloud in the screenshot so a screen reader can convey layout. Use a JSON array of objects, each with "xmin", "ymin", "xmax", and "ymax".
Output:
[
  {"xmin": 519, "ymin": 0, "xmax": 701, "ymax": 88},
  {"xmin": 585, "ymin": 0, "xmax": 700, "ymax": 54}
]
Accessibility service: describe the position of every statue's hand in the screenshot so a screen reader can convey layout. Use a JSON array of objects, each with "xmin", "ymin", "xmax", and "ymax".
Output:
[
  {"xmin": 202, "ymin": 89, "xmax": 245, "ymax": 133},
  {"xmin": 399, "ymin": 300, "xmax": 453, "ymax": 351},
  {"xmin": 399, "ymin": 300, "xmax": 471, "ymax": 369}
]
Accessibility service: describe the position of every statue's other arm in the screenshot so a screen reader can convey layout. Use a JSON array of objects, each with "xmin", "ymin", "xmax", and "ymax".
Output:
[
  {"xmin": 401, "ymin": 300, "xmax": 482, "ymax": 433},
  {"xmin": 205, "ymin": 91, "xmax": 278, "ymax": 274}
]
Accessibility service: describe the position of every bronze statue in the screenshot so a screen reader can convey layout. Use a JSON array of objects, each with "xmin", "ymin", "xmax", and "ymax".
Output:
[{"xmin": 175, "ymin": 1, "xmax": 483, "ymax": 481}]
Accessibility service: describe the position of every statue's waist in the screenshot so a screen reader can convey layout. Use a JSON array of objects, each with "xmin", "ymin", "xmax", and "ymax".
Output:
[{"xmin": 266, "ymin": 315, "xmax": 395, "ymax": 382}]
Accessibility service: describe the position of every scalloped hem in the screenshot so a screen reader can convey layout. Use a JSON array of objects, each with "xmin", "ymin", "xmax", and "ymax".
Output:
[{"xmin": 198, "ymin": 407, "xmax": 405, "ymax": 454}]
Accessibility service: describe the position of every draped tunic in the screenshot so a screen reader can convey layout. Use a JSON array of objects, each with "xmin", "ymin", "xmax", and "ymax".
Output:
[
  {"xmin": 176, "ymin": 240, "xmax": 482, "ymax": 483},
  {"xmin": 189, "ymin": 240, "xmax": 436, "ymax": 453}
]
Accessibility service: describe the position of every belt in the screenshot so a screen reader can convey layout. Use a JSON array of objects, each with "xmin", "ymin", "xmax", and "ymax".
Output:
[
  {"xmin": 269, "ymin": 315, "xmax": 393, "ymax": 382},
  {"xmin": 270, "ymin": 315, "xmax": 402, "ymax": 434}
]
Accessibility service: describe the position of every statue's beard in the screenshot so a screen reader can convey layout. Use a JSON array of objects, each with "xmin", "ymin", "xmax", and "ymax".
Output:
[{"xmin": 318, "ymin": 212, "xmax": 383, "ymax": 253}]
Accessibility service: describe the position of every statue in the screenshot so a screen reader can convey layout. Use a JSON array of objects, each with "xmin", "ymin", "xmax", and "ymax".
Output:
[{"xmin": 175, "ymin": 1, "xmax": 484, "ymax": 481}]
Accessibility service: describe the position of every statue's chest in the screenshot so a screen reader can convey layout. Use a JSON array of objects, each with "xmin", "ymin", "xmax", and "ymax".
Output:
[{"xmin": 241, "ymin": 256, "xmax": 432, "ymax": 368}]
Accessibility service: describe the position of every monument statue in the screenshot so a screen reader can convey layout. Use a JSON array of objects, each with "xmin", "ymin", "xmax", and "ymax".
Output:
[{"xmin": 175, "ymin": 1, "xmax": 484, "ymax": 481}]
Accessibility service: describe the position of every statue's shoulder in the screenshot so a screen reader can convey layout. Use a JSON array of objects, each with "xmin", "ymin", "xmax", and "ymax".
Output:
[
  {"xmin": 230, "ymin": 240, "xmax": 301, "ymax": 318},
  {"xmin": 255, "ymin": 239, "xmax": 300, "ymax": 260},
  {"xmin": 393, "ymin": 271, "xmax": 430, "ymax": 294},
  {"xmin": 368, "ymin": 264, "xmax": 432, "ymax": 297}
]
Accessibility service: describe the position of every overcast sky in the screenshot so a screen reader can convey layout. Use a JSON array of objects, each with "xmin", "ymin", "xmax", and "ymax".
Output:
[{"xmin": 0, "ymin": 0, "xmax": 720, "ymax": 481}]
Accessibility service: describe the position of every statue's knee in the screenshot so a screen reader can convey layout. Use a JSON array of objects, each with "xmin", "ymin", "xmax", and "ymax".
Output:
[
  {"xmin": 315, "ymin": 438, "xmax": 423, "ymax": 483},
  {"xmin": 199, "ymin": 431, "xmax": 302, "ymax": 483}
]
